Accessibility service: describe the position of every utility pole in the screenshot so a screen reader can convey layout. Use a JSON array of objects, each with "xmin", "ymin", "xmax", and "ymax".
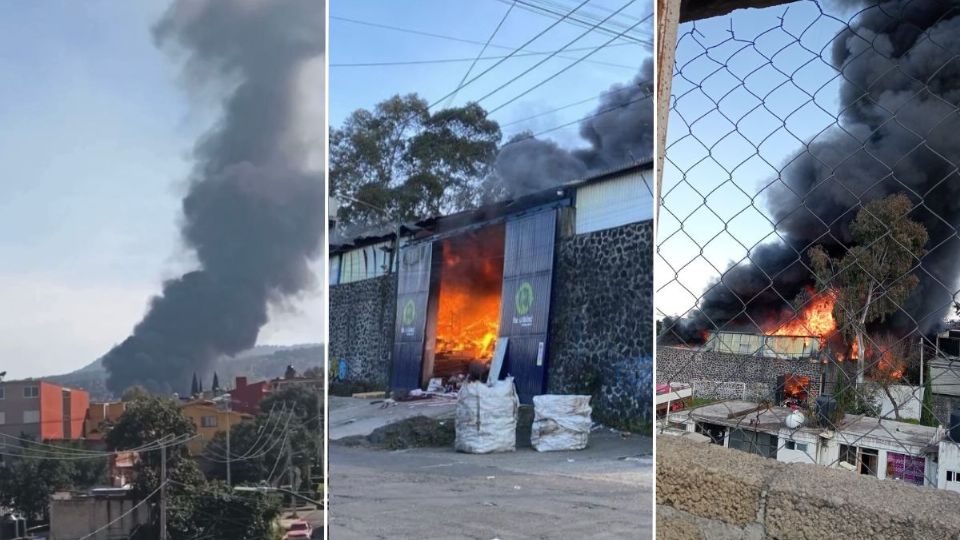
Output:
[
  {"xmin": 160, "ymin": 445, "xmax": 167, "ymax": 540},
  {"xmin": 286, "ymin": 436, "xmax": 295, "ymax": 508},
  {"xmin": 221, "ymin": 393, "xmax": 233, "ymax": 486}
]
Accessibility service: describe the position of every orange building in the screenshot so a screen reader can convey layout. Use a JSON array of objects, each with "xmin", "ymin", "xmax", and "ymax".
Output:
[
  {"xmin": 0, "ymin": 379, "xmax": 88, "ymax": 441},
  {"xmin": 179, "ymin": 399, "xmax": 253, "ymax": 456}
]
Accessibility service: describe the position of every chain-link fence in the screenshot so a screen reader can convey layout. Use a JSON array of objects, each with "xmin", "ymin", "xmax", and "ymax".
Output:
[{"xmin": 656, "ymin": 0, "xmax": 960, "ymax": 489}]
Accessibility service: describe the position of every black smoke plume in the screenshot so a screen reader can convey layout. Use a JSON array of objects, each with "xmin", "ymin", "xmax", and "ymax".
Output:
[
  {"xmin": 667, "ymin": 0, "xmax": 960, "ymax": 343},
  {"xmin": 103, "ymin": 0, "xmax": 324, "ymax": 394},
  {"xmin": 490, "ymin": 57, "xmax": 653, "ymax": 198}
]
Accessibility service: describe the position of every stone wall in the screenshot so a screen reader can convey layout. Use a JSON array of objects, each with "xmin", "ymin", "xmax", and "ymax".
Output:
[
  {"xmin": 656, "ymin": 435, "xmax": 960, "ymax": 539},
  {"xmin": 657, "ymin": 346, "xmax": 825, "ymax": 402},
  {"xmin": 328, "ymin": 274, "xmax": 396, "ymax": 387},
  {"xmin": 548, "ymin": 220, "xmax": 653, "ymax": 431}
]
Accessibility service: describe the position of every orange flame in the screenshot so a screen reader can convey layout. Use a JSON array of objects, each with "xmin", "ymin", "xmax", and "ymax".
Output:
[
  {"xmin": 435, "ymin": 231, "xmax": 503, "ymax": 366},
  {"xmin": 765, "ymin": 288, "xmax": 838, "ymax": 345}
]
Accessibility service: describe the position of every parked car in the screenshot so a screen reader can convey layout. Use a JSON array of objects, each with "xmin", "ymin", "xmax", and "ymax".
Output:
[{"xmin": 284, "ymin": 519, "xmax": 313, "ymax": 539}]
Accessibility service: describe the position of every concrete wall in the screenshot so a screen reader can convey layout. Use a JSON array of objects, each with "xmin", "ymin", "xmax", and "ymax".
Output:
[
  {"xmin": 50, "ymin": 496, "xmax": 151, "ymax": 540},
  {"xmin": 657, "ymin": 346, "xmax": 825, "ymax": 402},
  {"xmin": 328, "ymin": 274, "xmax": 397, "ymax": 387},
  {"xmin": 656, "ymin": 436, "xmax": 960, "ymax": 539},
  {"xmin": 547, "ymin": 220, "xmax": 653, "ymax": 431}
]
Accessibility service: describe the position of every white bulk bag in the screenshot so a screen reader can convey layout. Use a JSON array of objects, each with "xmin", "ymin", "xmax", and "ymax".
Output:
[
  {"xmin": 455, "ymin": 377, "xmax": 519, "ymax": 454},
  {"xmin": 531, "ymin": 394, "xmax": 592, "ymax": 452}
]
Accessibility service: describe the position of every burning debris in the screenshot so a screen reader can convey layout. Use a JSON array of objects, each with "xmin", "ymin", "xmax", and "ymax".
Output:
[
  {"xmin": 489, "ymin": 58, "xmax": 653, "ymax": 199},
  {"xmin": 102, "ymin": 0, "xmax": 324, "ymax": 394},
  {"xmin": 433, "ymin": 226, "xmax": 504, "ymax": 386},
  {"xmin": 665, "ymin": 1, "xmax": 960, "ymax": 365}
]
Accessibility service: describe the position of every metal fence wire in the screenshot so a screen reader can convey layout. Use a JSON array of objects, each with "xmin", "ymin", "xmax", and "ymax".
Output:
[{"xmin": 656, "ymin": 0, "xmax": 960, "ymax": 486}]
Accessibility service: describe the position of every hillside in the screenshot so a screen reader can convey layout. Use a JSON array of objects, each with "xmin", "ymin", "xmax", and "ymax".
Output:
[{"xmin": 47, "ymin": 344, "xmax": 325, "ymax": 401}]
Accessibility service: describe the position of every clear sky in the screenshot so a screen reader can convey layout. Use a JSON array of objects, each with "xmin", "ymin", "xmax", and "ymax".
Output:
[
  {"xmin": 656, "ymin": 1, "xmax": 857, "ymax": 320},
  {"xmin": 0, "ymin": 1, "xmax": 322, "ymax": 380},
  {"xmin": 330, "ymin": 0, "xmax": 652, "ymax": 149}
]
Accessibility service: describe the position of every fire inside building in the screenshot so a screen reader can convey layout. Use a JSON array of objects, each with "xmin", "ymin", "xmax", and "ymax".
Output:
[
  {"xmin": 329, "ymin": 161, "xmax": 653, "ymax": 426},
  {"xmin": 658, "ymin": 285, "xmax": 920, "ymax": 414}
]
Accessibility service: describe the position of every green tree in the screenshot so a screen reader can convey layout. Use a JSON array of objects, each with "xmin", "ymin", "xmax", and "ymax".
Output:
[
  {"xmin": 808, "ymin": 194, "xmax": 928, "ymax": 386},
  {"xmin": 330, "ymin": 94, "xmax": 501, "ymax": 225},
  {"xmin": 184, "ymin": 482, "xmax": 282, "ymax": 540},
  {"xmin": 0, "ymin": 442, "xmax": 107, "ymax": 526},
  {"xmin": 203, "ymin": 420, "xmax": 272, "ymax": 485}
]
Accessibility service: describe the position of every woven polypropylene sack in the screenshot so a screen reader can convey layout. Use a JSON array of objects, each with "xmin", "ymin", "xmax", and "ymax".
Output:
[
  {"xmin": 531, "ymin": 394, "xmax": 592, "ymax": 452},
  {"xmin": 455, "ymin": 377, "xmax": 519, "ymax": 454}
]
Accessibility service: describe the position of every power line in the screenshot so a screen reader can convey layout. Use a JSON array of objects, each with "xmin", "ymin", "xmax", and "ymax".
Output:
[
  {"xmin": 494, "ymin": 0, "xmax": 651, "ymax": 45},
  {"xmin": 77, "ymin": 481, "xmax": 166, "ymax": 540},
  {"xmin": 330, "ymin": 45, "xmax": 637, "ymax": 69},
  {"xmin": 488, "ymin": 13, "xmax": 649, "ymax": 114},
  {"xmin": 427, "ymin": 0, "xmax": 594, "ymax": 110},
  {"xmin": 445, "ymin": 1, "xmax": 518, "ymax": 108},
  {"xmin": 499, "ymin": 82, "xmax": 640, "ymax": 128},
  {"xmin": 331, "ymin": 9, "xmax": 639, "ymax": 76},
  {"xmin": 471, "ymin": 0, "xmax": 638, "ymax": 108},
  {"xmin": 501, "ymin": 88, "xmax": 652, "ymax": 147}
]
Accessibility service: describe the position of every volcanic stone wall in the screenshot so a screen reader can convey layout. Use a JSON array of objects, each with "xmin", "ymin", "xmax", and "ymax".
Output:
[
  {"xmin": 657, "ymin": 346, "xmax": 825, "ymax": 401},
  {"xmin": 329, "ymin": 274, "xmax": 396, "ymax": 387},
  {"xmin": 547, "ymin": 220, "xmax": 653, "ymax": 431}
]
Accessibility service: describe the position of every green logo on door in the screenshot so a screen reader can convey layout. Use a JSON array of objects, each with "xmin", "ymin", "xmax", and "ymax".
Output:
[
  {"xmin": 402, "ymin": 299, "xmax": 416, "ymax": 325},
  {"xmin": 515, "ymin": 281, "xmax": 534, "ymax": 316}
]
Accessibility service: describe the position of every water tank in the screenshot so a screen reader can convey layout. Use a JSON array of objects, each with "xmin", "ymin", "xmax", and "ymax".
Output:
[
  {"xmin": 785, "ymin": 410, "xmax": 805, "ymax": 429},
  {"xmin": 815, "ymin": 395, "xmax": 837, "ymax": 427},
  {"xmin": 949, "ymin": 408, "xmax": 960, "ymax": 443}
]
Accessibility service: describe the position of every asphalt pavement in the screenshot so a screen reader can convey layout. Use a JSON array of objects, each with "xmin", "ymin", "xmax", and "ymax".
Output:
[{"xmin": 327, "ymin": 430, "xmax": 653, "ymax": 539}]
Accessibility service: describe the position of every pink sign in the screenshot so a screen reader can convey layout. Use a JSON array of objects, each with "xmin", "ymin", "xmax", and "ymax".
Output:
[{"xmin": 886, "ymin": 452, "xmax": 925, "ymax": 486}]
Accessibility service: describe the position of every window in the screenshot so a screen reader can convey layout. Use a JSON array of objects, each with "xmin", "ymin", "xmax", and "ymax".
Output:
[
  {"xmin": 0, "ymin": 412, "xmax": 5, "ymax": 425},
  {"xmin": 948, "ymin": 471, "xmax": 960, "ymax": 483},
  {"xmin": 200, "ymin": 416, "xmax": 218, "ymax": 428},
  {"xmin": 0, "ymin": 386, "xmax": 4, "ymax": 399},
  {"xmin": 23, "ymin": 410, "xmax": 39, "ymax": 424},
  {"xmin": 784, "ymin": 440, "xmax": 808, "ymax": 452},
  {"xmin": 728, "ymin": 428, "xmax": 778, "ymax": 459},
  {"xmin": 23, "ymin": 385, "xmax": 39, "ymax": 398}
]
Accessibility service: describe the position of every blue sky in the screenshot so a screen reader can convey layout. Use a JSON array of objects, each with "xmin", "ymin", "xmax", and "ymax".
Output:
[
  {"xmin": 0, "ymin": 1, "xmax": 321, "ymax": 379},
  {"xmin": 656, "ymin": 0, "xmax": 857, "ymax": 319},
  {"xmin": 330, "ymin": 0, "xmax": 651, "ymax": 148}
]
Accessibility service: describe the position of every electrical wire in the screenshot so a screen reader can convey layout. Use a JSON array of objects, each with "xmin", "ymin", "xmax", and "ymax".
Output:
[
  {"xmin": 444, "ymin": 1, "xmax": 518, "ymax": 109},
  {"xmin": 427, "ymin": 0, "xmax": 594, "ymax": 110},
  {"xmin": 76, "ymin": 480, "xmax": 166, "ymax": 540},
  {"xmin": 488, "ymin": 13, "xmax": 648, "ymax": 114},
  {"xmin": 471, "ymin": 0, "xmax": 638, "ymax": 107},
  {"xmin": 494, "ymin": 0, "xmax": 651, "ymax": 45},
  {"xmin": 330, "ymin": 15, "xmax": 640, "ymax": 71},
  {"xmin": 330, "ymin": 45, "xmax": 637, "ymax": 69}
]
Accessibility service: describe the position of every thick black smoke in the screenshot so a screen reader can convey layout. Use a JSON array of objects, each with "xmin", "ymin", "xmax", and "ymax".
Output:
[
  {"xmin": 103, "ymin": 0, "xmax": 324, "ymax": 394},
  {"xmin": 490, "ymin": 57, "xmax": 653, "ymax": 198},
  {"xmin": 667, "ymin": 0, "xmax": 960, "ymax": 343}
]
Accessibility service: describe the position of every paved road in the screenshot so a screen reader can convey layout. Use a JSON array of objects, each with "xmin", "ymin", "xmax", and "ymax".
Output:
[{"xmin": 328, "ymin": 431, "xmax": 653, "ymax": 539}]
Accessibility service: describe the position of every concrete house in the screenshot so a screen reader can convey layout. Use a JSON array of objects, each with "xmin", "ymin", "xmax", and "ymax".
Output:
[
  {"xmin": 666, "ymin": 400, "xmax": 960, "ymax": 492},
  {"xmin": 329, "ymin": 160, "xmax": 654, "ymax": 426}
]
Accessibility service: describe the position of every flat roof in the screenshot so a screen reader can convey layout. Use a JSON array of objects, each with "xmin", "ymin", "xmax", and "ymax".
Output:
[{"xmin": 682, "ymin": 400, "xmax": 939, "ymax": 448}]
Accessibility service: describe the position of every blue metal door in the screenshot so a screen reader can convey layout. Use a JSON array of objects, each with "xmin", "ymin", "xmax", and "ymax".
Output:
[
  {"xmin": 498, "ymin": 210, "xmax": 557, "ymax": 403},
  {"xmin": 391, "ymin": 242, "xmax": 433, "ymax": 391}
]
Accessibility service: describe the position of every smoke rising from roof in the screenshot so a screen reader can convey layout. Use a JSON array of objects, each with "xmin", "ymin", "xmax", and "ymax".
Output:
[
  {"xmin": 102, "ymin": 0, "xmax": 324, "ymax": 394},
  {"xmin": 668, "ymin": 0, "xmax": 960, "ymax": 342},
  {"xmin": 490, "ymin": 57, "xmax": 653, "ymax": 198}
]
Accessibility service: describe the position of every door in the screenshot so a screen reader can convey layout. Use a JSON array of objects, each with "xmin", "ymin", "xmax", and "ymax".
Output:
[
  {"xmin": 497, "ymin": 210, "xmax": 557, "ymax": 403},
  {"xmin": 391, "ymin": 242, "xmax": 433, "ymax": 391}
]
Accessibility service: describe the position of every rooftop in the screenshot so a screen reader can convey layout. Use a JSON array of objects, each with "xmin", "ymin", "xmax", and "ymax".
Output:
[{"xmin": 679, "ymin": 400, "xmax": 941, "ymax": 449}]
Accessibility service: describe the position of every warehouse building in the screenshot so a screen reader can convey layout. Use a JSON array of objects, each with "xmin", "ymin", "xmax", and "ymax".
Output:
[{"xmin": 329, "ymin": 160, "xmax": 653, "ymax": 427}]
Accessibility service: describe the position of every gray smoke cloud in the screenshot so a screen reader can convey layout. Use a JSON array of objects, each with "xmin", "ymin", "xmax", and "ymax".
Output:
[
  {"xmin": 103, "ymin": 0, "xmax": 325, "ymax": 394},
  {"xmin": 668, "ymin": 0, "xmax": 960, "ymax": 342},
  {"xmin": 490, "ymin": 57, "xmax": 653, "ymax": 198}
]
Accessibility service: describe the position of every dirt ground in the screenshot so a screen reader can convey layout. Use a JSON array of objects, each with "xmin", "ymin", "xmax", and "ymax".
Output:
[{"xmin": 327, "ymin": 431, "xmax": 653, "ymax": 539}]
